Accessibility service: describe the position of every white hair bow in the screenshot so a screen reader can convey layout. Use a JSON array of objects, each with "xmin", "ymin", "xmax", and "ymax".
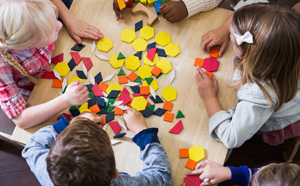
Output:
[{"xmin": 234, "ymin": 31, "xmax": 253, "ymax": 45}]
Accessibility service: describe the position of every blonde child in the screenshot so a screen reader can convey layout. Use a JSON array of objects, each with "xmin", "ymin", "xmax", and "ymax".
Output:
[
  {"xmin": 196, "ymin": 3, "xmax": 300, "ymax": 148},
  {"xmin": 186, "ymin": 160, "xmax": 300, "ymax": 186},
  {"xmin": 113, "ymin": 0, "xmax": 222, "ymax": 23},
  {"xmin": 0, "ymin": 0, "xmax": 89, "ymax": 129}
]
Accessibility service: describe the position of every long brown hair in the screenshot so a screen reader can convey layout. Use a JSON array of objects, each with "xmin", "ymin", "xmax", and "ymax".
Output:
[{"xmin": 231, "ymin": 3, "xmax": 300, "ymax": 111}]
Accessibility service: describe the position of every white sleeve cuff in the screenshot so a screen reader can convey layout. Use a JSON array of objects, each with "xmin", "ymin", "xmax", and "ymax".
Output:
[{"xmin": 182, "ymin": 0, "xmax": 223, "ymax": 18}]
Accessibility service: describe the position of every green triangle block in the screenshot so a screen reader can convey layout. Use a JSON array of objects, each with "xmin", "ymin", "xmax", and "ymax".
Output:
[
  {"xmin": 145, "ymin": 78, "xmax": 153, "ymax": 85},
  {"xmin": 89, "ymin": 91, "xmax": 95, "ymax": 98},
  {"xmin": 117, "ymin": 52, "xmax": 125, "ymax": 60},
  {"xmin": 147, "ymin": 104, "xmax": 155, "ymax": 111},
  {"xmin": 107, "ymin": 105, "xmax": 114, "ymax": 113},
  {"xmin": 117, "ymin": 68, "xmax": 126, "ymax": 76},
  {"xmin": 63, "ymin": 86, "xmax": 68, "ymax": 93},
  {"xmin": 134, "ymin": 76, "xmax": 142, "ymax": 83},
  {"xmin": 97, "ymin": 112, "xmax": 102, "ymax": 116},
  {"xmin": 156, "ymin": 72, "xmax": 163, "ymax": 79},
  {"xmin": 176, "ymin": 110, "xmax": 185, "ymax": 118},
  {"xmin": 108, "ymin": 98, "xmax": 116, "ymax": 105},
  {"xmin": 69, "ymin": 105, "xmax": 78, "ymax": 110}
]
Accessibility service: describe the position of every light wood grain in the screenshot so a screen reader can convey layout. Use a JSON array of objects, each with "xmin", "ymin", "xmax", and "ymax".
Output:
[{"xmin": 12, "ymin": 0, "xmax": 237, "ymax": 185}]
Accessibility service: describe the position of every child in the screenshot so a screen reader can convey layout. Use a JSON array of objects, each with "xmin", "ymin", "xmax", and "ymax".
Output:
[
  {"xmin": 113, "ymin": 0, "xmax": 222, "ymax": 23},
  {"xmin": 0, "ymin": 0, "xmax": 89, "ymax": 129},
  {"xmin": 185, "ymin": 160, "xmax": 300, "ymax": 186},
  {"xmin": 201, "ymin": 1, "xmax": 300, "ymax": 56},
  {"xmin": 196, "ymin": 3, "xmax": 300, "ymax": 148},
  {"xmin": 22, "ymin": 109, "xmax": 172, "ymax": 186}
]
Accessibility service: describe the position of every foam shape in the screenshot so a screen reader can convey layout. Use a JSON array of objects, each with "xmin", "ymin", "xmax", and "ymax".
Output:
[
  {"xmin": 53, "ymin": 69, "xmax": 61, "ymax": 80},
  {"xmin": 114, "ymin": 132, "xmax": 126, "ymax": 138},
  {"xmin": 125, "ymin": 55, "xmax": 140, "ymax": 71},
  {"xmin": 109, "ymin": 121, "xmax": 121, "ymax": 134},
  {"xmin": 132, "ymin": 38, "xmax": 148, "ymax": 52},
  {"xmin": 161, "ymin": 86, "xmax": 177, "ymax": 102},
  {"xmin": 51, "ymin": 53, "xmax": 63, "ymax": 64},
  {"xmin": 147, "ymin": 42, "xmax": 156, "ymax": 50},
  {"xmin": 82, "ymin": 63, "xmax": 88, "ymax": 77},
  {"xmin": 163, "ymin": 101, "xmax": 173, "ymax": 111},
  {"xmin": 163, "ymin": 112, "xmax": 174, "ymax": 122},
  {"xmin": 154, "ymin": 108, "xmax": 167, "ymax": 116},
  {"xmin": 131, "ymin": 96, "xmax": 147, "ymax": 111},
  {"xmin": 95, "ymin": 72, "xmax": 103, "ymax": 84},
  {"xmin": 147, "ymin": 104, "xmax": 155, "ymax": 111},
  {"xmin": 140, "ymin": 25, "xmax": 155, "ymax": 40},
  {"xmin": 153, "ymin": 0, "xmax": 162, "ymax": 15},
  {"xmin": 68, "ymin": 58, "xmax": 76, "ymax": 71},
  {"xmin": 62, "ymin": 78, "xmax": 67, "ymax": 91},
  {"xmin": 157, "ymin": 48, "xmax": 167, "ymax": 57},
  {"xmin": 91, "ymin": 40, "xmax": 96, "ymax": 54},
  {"xmin": 149, "ymin": 86, "xmax": 156, "ymax": 99},
  {"xmin": 111, "ymin": 139, "xmax": 121, "ymax": 145},
  {"xmin": 109, "ymin": 54, "xmax": 125, "ymax": 68},
  {"xmin": 156, "ymin": 32, "xmax": 171, "ymax": 46},
  {"xmin": 92, "ymin": 83, "xmax": 104, "ymax": 97},
  {"xmin": 108, "ymin": 90, "xmax": 121, "ymax": 98},
  {"xmin": 102, "ymin": 73, "xmax": 116, "ymax": 83},
  {"xmin": 145, "ymin": 77, "xmax": 153, "ymax": 85},
  {"xmin": 71, "ymin": 43, "xmax": 85, "ymax": 51},
  {"xmin": 165, "ymin": 43, "xmax": 180, "ymax": 57},
  {"xmin": 135, "ymin": 20, "xmax": 143, "ymax": 31},
  {"xmin": 98, "ymin": 82, "xmax": 108, "ymax": 92},
  {"xmin": 205, "ymin": 70, "xmax": 214, "ymax": 79},
  {"xmin": 146, "ymin": 47, "xmax": 157, "ymax": 61},
  {"xmin": 106, "ymin": 111, "xmax": 115, "ymax": 123},
  {"xmin": 96, "ymin": 54, "xmax": 109, "ymax": 61},
  {"xmin": 79, "ymin": 102, "xmax": 90, "ymax": 113},
  {"xmin": 53, "ymin": 63, "xmax": 70, "ymax": 77},
  {"xmin": 118, "ymin": 75, "xmax": 128, "ymax": 84},
  {"xmin": 117, "ymin": 118, "xmax": 127, "ymax": 130},
  {"xmin": 121, "ymin": 28, "xmax": 136, "ymax": 43},
  {"xmin": 189, "ymin": 145, "xmax": 205, "ymax": 162},
  {"xmin": 76, "ymin": 70, "xmax": 87, "ymax": 79},
  {"xmin": 176, "ymin": 110, "xmax": 185, "ymax": 118},
  {"xmin": 141, "ymin": 108, "xmax": 154, "ymax": 117},
  {"xmin": 150, "ymin": 95, "xmax": 163, "ymax": 104},
  {"xmin": 89, "ymin": 104, "xmax": 100, "ymax": 113},
  {"xmin": 117, "ymin": 0, "xmax": 126, "ymax": 10},
  {"xmin": 117, "ymin": 69, "xmax": 126, "ymax": 76},
  {"xmin": 209, "ymin": 48, "xmax": 219, "ymax": 59},
  {"xmin": 185, "ymin": 159, "xmax": 197, "ymax": 170},
  {"xmin": 134, "ymin": 51, "xmax": 143, "ymax": 60},
  {"xmin": 125, "ymin": 82, "xmax": 140, "ymax": 86},
  {"xmin": 106, "ymin": 83, "xmax": 123, "ymax": 95},
  {"xmin": 68, "ymin": 76, "xmax": 83, "ymax": 85},
  {"xmin": 142, "ymin": 78, "xmax": 158, "ymax": 91},
  {"xmin": 89, "ymin": 74, "xmax": 95, "ymax": 85},
  {"xmin": 101, "ymin": 115, "xmax": 106, "ymax": 124},
  {"xmin": 97, "ymin": 38, "xmax": 113, "ymax": 52},
  {"xmin": 134, "ymin": 76, "xmax": 142, "ymax": 83},
  {"xmin": 179, "ymin": 148, "xmax": 189, "ymax": 158},
  {"xmin": 140, "ymin": 86, "xmax": 149, "ymax": 95},
  {"xmin": 194, "ymin": 58, "xmax": 204, "ymax": 67},
  {"xmin": 130, "ymin": 85, "xmax": 140, "ymax": 93},
  {"xmin": 137, "ymin": 65, "xmax": 152, "ymax": 80},
  {"xmin": 128, "ymin": 71, "xmax": 138, "ymax": 82},
  {"xmin": 170, "ymin": 69, "xmax": 175, "ymax": 84},
  {"xmin": 69, "ymin": 106, "xmax": 80, "ymax": 117},
  {"xmin": 148, "ymin": 0, "xmax": 156, "ymax": 5},
  {"xmin": 151, "ymin": 66, "xmax": 162, "ymax": 76},
  {"xmin": 131, "ymin": 3, "xmax": 158, "ymax": 26},
  {"xmin": 70, "ymin": 52, "xmax": 82, "ymax": 64},
  {"xmin": 52, "ymin": 79, "xmax": 62, "ymax": 88},
  {"xmin": 203, "ymin": 57, "xmax": 219, "ymax": 72},
  {"xmin": 82, "ymin": 57, "xmax": 93, "ymax": 71},
  {"xmin": 184, "ymin": 176, "xmax": 201, "ymax": 186},
  {"xmin": 126, "ymin": 0, "xmax": 133, "ymax": 7},
  {"xmin": 143, "ymin": 53, "xmax": 159, "ymax": 66},
  {"xmin": 169, "ymin": 120, "xmax": 183, "ymax": 134},
  {"xmin": 156, "ymin": 59, "xmax": 172, "ymax": 74},
  {"xmin": 120, "ymin": 87, "xmax": 131, "ymax": 105}
]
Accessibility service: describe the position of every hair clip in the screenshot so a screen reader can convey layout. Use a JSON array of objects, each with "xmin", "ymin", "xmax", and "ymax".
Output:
[{"xmin": 234, "ymin": 31, "xmax": 253, "ymax": 45}]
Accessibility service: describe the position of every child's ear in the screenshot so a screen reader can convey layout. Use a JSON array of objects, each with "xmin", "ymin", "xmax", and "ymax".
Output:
[{"xmin": 112, "ymin": 168, "xmax": 119, "ymax": 179}]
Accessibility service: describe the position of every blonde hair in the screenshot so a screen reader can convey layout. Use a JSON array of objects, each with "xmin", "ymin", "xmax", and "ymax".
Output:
[
  {"xmin": 251, "ymin": 163, "xmax": 300, "ymax": 186},
  {"xmin": 0, "ymin": 0, "xmax": 58, "ymax": 84},
  {"xmin": 231, "ymin": 3, "xmax": 300, "ymax": 111}
]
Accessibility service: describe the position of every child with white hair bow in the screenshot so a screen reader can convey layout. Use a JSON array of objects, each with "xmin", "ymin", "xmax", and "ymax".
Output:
[{"xmin": 195, "ymin": 3, "xmax": 300, "ymax": 149}]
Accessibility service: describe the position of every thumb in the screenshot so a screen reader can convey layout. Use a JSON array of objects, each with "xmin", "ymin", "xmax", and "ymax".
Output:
[
  {"xmin": 73, "ymin": 35, "xmax": 82, "ymax": 44},
  {"xmin": 219, "ymin": 42, "xmax": 228, "ymax": 57}
]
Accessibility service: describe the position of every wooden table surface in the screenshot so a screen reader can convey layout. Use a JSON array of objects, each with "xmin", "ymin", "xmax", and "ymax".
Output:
[{"xmin": 12, "ymin": 0, "xmax": 237, "ymax": 185}]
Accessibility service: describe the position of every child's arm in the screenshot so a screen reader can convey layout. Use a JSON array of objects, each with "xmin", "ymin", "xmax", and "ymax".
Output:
[
  {"xmin": 111, "ymin": 109, "xmax": 172, "ymax": 186},
  {"xmin": 113, "ymin": 0, "xmax": 129, "ymax": 20},
  {"xmin": 12, "ymin": 80, "xmax": 89, "ymax": 129},
  {"xmin": 51, "ymin": 0, "xmax": 103, "ymax": 44}
]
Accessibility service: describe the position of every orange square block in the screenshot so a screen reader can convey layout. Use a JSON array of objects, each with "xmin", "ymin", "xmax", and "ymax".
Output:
[
  {"xmin": 194, "ymin": 58, "xmax": 204, "ymax": 67},
  {"xmin": 118, "ymin": 75, "xmax": 128, "ymax": 84},
  {"xmin": 99, "ymin": 82, "xmax": 108, "ymax": 92},
  {"xmin": 163, "ymin": 101, "xmax": 173, "ymax": 111},
  {"xmin": 185, "ymin": 159, "xmax": 197, "ymax": 170},
  {"xmin": 128, "ymin": 72, "xmax": 138, "ymax": 82},
  {"xmin": 89, "ymin": 104, "xmax": 100, "ymax": 113},
  {"xmin": 115, "ymin": 106, "xmax": 124, "ymax": 115},
  {"xmin": 140, "ymin": 86, "xmax": 149, "ymax": 95},
  {"xmin": 209, "ymin": 48, "xmax": 219, "ymax": 59},
  {"xmin": 52, "ymin": 79, "xmax": 62, "ymax": 88},
  {"xmin": 179, "ymin": 148, "xmax": 189, "ymax": 158},
  {"xmin": 205, "ymin": 71, "xmax": 213, "ymax": 79},
  {"xmin": 163, "ymin": 112, "xmax": 174, "ymax": 122},
  {"xmin": 151, "ymin": 66, "xmax": 162, "ymax": 76},
  {"xmin": 101, "ymin": 115, "xmax": 106, "ymax": 124}
]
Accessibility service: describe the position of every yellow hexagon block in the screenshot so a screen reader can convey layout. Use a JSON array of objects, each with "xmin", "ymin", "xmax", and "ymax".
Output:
[
  {"xmin": 68, "ymin": 76, "xmax": 83, "ymax": 85},
  {"xmin": 97, "ymin": 38, "xmax": 113, "ymax": 52},
  {"xmin": 79, "ymin": 102, "xmax": 91, "ymax": 113},
  {"xmin": 109, "ymin": 54, "xmax": 125, "ymax": 68},
  {"xmin": 161, "ymin": 86, "xmax": 177, "ymax": 101},
  {"xmin": 156, "ymin": 32, "xmax": 171, "ymax": 46},
  {"xmin": 106, "ymin": 83, "xmax": 123, "ymax": 95},
  {"xmin": 143, "ymin": 79, "xmax": 158, "ymax": 91},
  {"xmin": 137, "ymin": 65, "xmax": 152, "ymax": 79},
  {"xmin": 189, "ymin": 145, "xmax": 205, "ymax": 162},
  {"xmin": 125, "ymin": 55, "xmax": 140, "ymax": 71},
  {"xmin": 132, "ymin": 38, "xmax": 148, "ymax": 52},
  {"xmin": 140, "ymin": 26, "xmax": 155, "ymax": 40},
  {"xmin": 131, "ymin": 96, "xmax": 147, "ymax": 111},
  {"xmin": 156, "ymin": 59, "xmax": 172, "ymax": 74},
  {"xmin": 143, "ymin": 53, "xmax": 159, "ymax": 66},
  {"xmin": 165, "ymin": 43, "xmax": 180, "ymax": 57},
  {"xmin": 53, "ymin": 63, "xmax": 70, "ymax": 77},
  {"xmin": 121, "ymin": 29, "xmax": 136, "ymax": 43}
]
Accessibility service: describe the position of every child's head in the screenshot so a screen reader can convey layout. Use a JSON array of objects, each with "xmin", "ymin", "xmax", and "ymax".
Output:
[
  {"xmin": 0, "ymin": 0, "xmax": 61, "ymax": 50},
  {"xmin": 251, "ymin": 163, "xmax": 300, "ymax": 186},
  {"xmin": 230, "ymin": 3, "xmax": 300, "ymax": 111},
  {"xmin": 46, "ymin": 117, "xmax": 117, "ymax": 186}
]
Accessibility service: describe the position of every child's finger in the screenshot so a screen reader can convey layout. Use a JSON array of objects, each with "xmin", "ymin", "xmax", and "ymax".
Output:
[
  {"xmin": 160, "ymin": 5, "xmax": 171, "ymax": 15},
  {"xmin": 73, "ymin": 34, "xmax": 82, "ymax": 44},
  {"xmin": 158, "ymin": 3, "xmax": 166, "ymax": 10},
  {"xmin": 186, "ymin": 168, "xmax": 204, "ymax": 175},
  {"xmin": 219, "ymin": 41, "xmax": 228, "ymax": 57},
  {"xmin": 195, "ymin": 161, "xmax": 207, "ymax": 170},
  {"xmin": 201, "ymin": 37, "xmax": 213, "ymax": 53},
  {"xmin": 196, "ymin": 67, "xmax": 205, "ymax": 80}
]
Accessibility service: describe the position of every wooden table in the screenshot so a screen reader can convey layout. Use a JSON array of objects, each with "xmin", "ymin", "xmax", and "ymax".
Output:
[{"xmin": 12, "ymin": 0, "xmax": 237, "ymax": 185}]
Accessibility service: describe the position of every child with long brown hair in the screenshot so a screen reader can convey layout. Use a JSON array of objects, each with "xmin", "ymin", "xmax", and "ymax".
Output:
[{"xmin": 196, "ymin": 3, "xmax": 300, "ymax": 148}]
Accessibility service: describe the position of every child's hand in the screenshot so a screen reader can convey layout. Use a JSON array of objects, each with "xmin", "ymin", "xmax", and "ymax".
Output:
[
  {"xmin": 65, "ymin": 16, "xmax": 103, "ymax": 44},
  {"xmin": 113, "ymin": 0, "xmax": 129, "ymax": 21},
  {"xmin": 195, "ymin": 67, "xmax": 218, "ymax": 101},
  {"xmin": 186, "ymin": 160, "xmax": 231, "ymax": 185},
  {"xmin": 123, "ymin": 108, "xmax": 148, "ymax": 134},
  {"xmin": 201, "ymin": 27, "xmax": 230, "ymax": 57},
  {"xmin": 159, "ymin": 1, "xmax": 188, "ymax": 23},
  {"xmin": 63, "ymin": 80, "xmax": 89, "ymax": 106},
  {"xmin": 76, "ymin": 112, "xmax": 104, "ymax": 125}
]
